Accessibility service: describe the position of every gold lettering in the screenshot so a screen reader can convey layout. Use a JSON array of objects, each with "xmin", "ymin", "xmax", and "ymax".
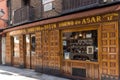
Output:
[
  {"xmin": 96, "ymin": 16, "xmax": 101, "ymax": 22},
  {"xmin": 53, "ymin": 24, "xmax": 56, "ymax": 28},
  {"xmin": 71, "ymin": 21, "xmax": 74, "ymax": 25},
  {"xmin": 82, "ymin": 19, "xmax": 87, "ymax": 24},
  {"xmin": 91, "ymin": 17, "xmax": 96, "ymax": 23},
  {"xmin": 67, "ymin": 22, "xmax": 70, "ymax": 26},
  {"xmin": 86, "ymin": 18, "xmax": 91, "ymax": 24},
  {"xmin": 28, "ymin": 28, "xmax": 35, "ymax": 32},
  {"xmin": 107, "ymin": 16, "xmax": 113, "ymax": 20},
  {"xmin": 75, "ymin": 20, "xmax": 81, "ymax": 25}
]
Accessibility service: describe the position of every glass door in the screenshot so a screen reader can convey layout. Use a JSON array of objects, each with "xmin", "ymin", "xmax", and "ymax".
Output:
[{"xmin": 25, "ymin": 34, "xmax": 31, "ymax": 68}]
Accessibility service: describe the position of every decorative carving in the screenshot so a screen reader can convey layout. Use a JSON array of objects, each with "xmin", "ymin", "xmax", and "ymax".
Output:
[
  {"xmin": 110, "ymin": 62, "xmax": 116, "ymax": 68},
  {"xmin": 102, "ymin": 54, "xmax": 108, "ymax": 60},
  {"xmin": 109, "ymin": 47, "xmax": 116, "ymax": 53},
  {"xmin": 100, "ymin": 22, "xmax": 118, "ymax": 77},
  {"xmin": 102, "ymin": 47, "xmax": 108, "ymax": 52},
  {"xmin": 102, "ymin": 40, "xmax": 108, "ymax": 45},
  {"xmin": 102, "ymin": 33, "xmax": 107, "ymax": 38}
]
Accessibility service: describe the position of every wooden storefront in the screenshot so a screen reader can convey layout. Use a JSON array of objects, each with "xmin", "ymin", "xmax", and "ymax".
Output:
[{"xmin": 5, "ymin": 11, "xmax": 120, "ymax": 80}]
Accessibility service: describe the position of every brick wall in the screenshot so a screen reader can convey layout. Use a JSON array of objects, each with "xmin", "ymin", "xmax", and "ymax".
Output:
[
  {"xmin": 30, "ymin": 0, "xmax": 42, "ymax": 20},
  {"xmin": 11, "ymin": 0, "xmax": 22, "ymax": 10},
  {"xmin": 42, "ymin": 0, "xmax": 62, "ymax": 18},
  {"xmin": 10, "ymin": 0, "xmax": 62, "ymax": 22}
]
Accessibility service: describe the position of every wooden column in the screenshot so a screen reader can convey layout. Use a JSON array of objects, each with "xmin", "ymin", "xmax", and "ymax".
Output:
[
  {"xmin": 5, "ymin": 33, "xmax": 12, "ymax": 66},
  {"xmin": 100, "ymin": 22, "xmax": 119, "ymax": 80},
  {"xmin": 19, "ymin": 35, "xmax": 25, "ymax": 68},
  {"xmin": 35, "ymin": 31, "xmax": 43, "ymax": 72},
  {"xmin": 49, "ymin": 30, "xmax": 61, "ymax": 74}
]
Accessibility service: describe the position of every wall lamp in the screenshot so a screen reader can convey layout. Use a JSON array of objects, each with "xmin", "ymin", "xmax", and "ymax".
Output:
[{"xmin": 0, "ymin": 9, "xmax": 8, "ymax": 23}]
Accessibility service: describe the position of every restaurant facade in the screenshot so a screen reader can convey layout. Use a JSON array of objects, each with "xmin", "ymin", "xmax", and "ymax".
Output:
[{"xmin": 3, "ymin": 3, "xmax": 120, "ymax": 80}]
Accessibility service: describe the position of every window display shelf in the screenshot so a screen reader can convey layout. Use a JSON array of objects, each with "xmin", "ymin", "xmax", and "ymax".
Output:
[{"xmin": 63, "ymin": 30, "xmax": 98, "ymax": 61}]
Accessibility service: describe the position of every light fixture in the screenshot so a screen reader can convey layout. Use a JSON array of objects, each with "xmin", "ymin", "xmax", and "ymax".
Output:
[
  {"xmin": 0, "ymin": 9, "xmax": 5, "ymax": 18},
  {"xmin": 103, "ymin": 0, "xmax": 107, "ymax": 3},
  {"xmin": 79, "ymin": 32, "xmax": 82, "ymax": 37},
  {"xmin": 0, "ymin": 9, "xmax": 8, "ymax": 23}
]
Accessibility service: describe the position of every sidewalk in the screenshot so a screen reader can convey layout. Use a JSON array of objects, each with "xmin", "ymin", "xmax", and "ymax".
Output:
[{"xmin": 0, "ymin": 65, "xmax": 70, "ymax": 80}]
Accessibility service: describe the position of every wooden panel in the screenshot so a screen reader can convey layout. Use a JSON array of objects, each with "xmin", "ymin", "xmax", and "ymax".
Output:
[
  {"xmin": 38, "ymin": 30, "xmax": 61, "ymax": 73},
  {"xmin": 100, "ymin": 22, "xmax": 119, "ymax": 77},
  {"xmin": 36, "ymin": 32, "xmax": 43, "ymax": 69},
  {"xmin": 42, "ymin": 30, "xmax": 49, "ymax": 71},
  {"xmin": 13, "ymin": 36, "xmax": 20, "ymax": 67},
  {"xmin": 31, "ymin": 55, "xmax": 36, "ymax": 69},
  {"xmin": 26, "ymin": 56, "xmax": 30, "ymax": 68},
  {"xmin": 31, "ymin": 34, "xmax": 36, "ymax": 69},
  {"xmin": 49, "ymin": 30, "xmax": 60, "ymax": 70},
  {"xmin": 25, "ymin": 35, "xmax": 30, "ymax": 68},
  {"xmin": 86, "ymin": 63, "xmax": 99, "ymax": 79},
  {"xmin": 5, "ymin": 34, "xmax": 12, "ymax": 65},
  {"xmin": 19, "ymin": 35, "xmax": 25, "ymax": 66},
  {"xmin": 63, "ymin": 60, "xmax": 99, "ymax": 79}
]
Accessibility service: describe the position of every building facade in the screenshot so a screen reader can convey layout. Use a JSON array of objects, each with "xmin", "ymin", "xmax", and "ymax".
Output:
[
  {"xmin": 0, "ymin": 0, "xmax": 8, "ymax": 64},
  {"xmin": 3, "ymin": 0, "xmax": 120, "ymax": 80}
]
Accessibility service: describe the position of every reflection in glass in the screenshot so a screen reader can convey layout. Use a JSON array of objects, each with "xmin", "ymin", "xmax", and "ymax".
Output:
[
  {"xmin": 31, "ymin": 34, "xmax": 35, "ymax": 54},
  {"xmin": 26, "ymin": 35, "xmax": 30, "ymax": 55},
  {"xmin": 62, "ymin": 30, "xmax": 98, "ymax": 61},
  {"xmin": 13, "ymin": 36, "xmax": 20, "ymax": 57}
]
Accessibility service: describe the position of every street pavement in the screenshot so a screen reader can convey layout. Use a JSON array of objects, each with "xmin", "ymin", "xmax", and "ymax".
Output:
[{"xmin": 0, "ymin": 65, "xmax": 69, "ymax": 80}]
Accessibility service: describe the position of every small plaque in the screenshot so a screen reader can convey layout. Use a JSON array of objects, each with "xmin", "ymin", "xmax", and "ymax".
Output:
[
  {"xmin": 87, "ymin": 46, "xmax": 94, "ymax": 54},
  {"xmin": 64, "ymin": 52, "xmax": 70, "ymax": 59}
]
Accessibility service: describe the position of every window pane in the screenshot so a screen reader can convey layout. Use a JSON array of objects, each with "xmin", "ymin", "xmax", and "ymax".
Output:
[
  {"xmin": 26, "ymin": 35, "xmax": 30, "ymax": 55},
  {"xmin": 62, "ymin": 30, "xmax": 98, "ymax": 62},
  {"xmin": 31, "ymin": 34, "xmax": 36, "ymax": 54},
  {"xmin": 13, "ymin": 36, "xmax": 20, "ymax": 57}
]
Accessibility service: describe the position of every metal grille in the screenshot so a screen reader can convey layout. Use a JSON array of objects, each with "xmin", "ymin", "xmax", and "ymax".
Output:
[
  {"xmin": 72, "ymin": 68, "xmax": 86, "ymax": 77},
  {"xmin": 63, "ymin": 0, "xmax": 99, "ymax": 11}
]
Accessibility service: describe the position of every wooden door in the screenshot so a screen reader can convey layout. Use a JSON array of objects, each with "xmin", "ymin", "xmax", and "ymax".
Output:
[
  {"xmin": 49, "ymin": 30, "xmax": 61, "ymax": 74},
  {"xmin": 12, "ymin": 36, "xmax": 20, "ymax": 67},
  {"xmin": 40, "ymin": 30, "xmax": 61, "ymax": 75},
  {"xmin": 42, "ymin": 30, "xmax": 50, "ymax": 73},
  {"xmin": 25, "ymin": 34, "xmax": 36, "ymax": 69},
  {"xmin": 11, "ymin": 36, "xmax": 14, "ymax": 66},
  {"xmin": 25, "ymin": 34, "xmax": 31, "ymax": 68},
  {"xmin": 30, "ymin": 34, "xmax": 36, "ymax": 69}
]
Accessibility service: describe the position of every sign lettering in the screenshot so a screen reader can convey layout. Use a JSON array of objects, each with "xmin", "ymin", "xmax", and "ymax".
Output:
[{"xmin": 9, "ymin": 13, "xmax": 119, "ymax": 35}]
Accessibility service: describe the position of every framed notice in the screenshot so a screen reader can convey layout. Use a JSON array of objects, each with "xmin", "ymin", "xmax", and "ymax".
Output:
[
  {"xmin": 64, "ymin": 52, "xmax": 70, "ymax": 59},
  {"xmin": 63, "ymin": 41, "xmax": 67, "ymax": 46},
  {"xmin": 42, "ymin": 0, "xmax": 54, "ymax": 4},
  {"xmin": 44, "ymin": 3, "xmax": 53, "ymax": 11},
  {"xmin": 86, "ymin": 33, "xmax": 92, "ymax": 38},
  {"xmin": 87, "ymin": 46, "xmax": 94, "ymax": 54}
]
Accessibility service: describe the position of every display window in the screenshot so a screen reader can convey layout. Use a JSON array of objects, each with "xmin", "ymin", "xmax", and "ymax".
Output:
[{"xmin": 62, "ymin": 30, "xmax": 98, "ymax": 61}]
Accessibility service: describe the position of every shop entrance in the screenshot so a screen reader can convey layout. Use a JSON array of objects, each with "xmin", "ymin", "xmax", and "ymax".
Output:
[
  {"xmin": 36, "ymin": 30, "xmax": 61, "ymax": 75},
  {"xmin": 25, "ymin": 34, "xmax": 36, "ymax": 69},
  {"xmin": 12, "ymin": 36, "xmax": 20, "ymax": 67}
]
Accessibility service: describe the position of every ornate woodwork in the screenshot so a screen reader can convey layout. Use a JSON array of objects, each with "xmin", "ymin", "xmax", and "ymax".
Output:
[
  {"xmin": 100, "ymin": 22, "xmax": 119, "ymax": 79},
  {"xmin": 5, "ymin": 34, "xmax": 12, "ymax": 65}
]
